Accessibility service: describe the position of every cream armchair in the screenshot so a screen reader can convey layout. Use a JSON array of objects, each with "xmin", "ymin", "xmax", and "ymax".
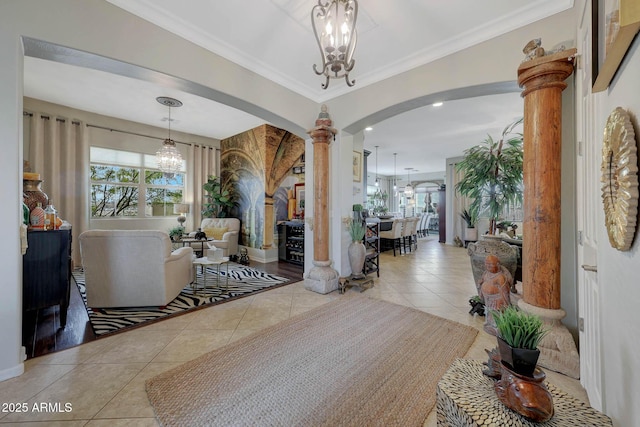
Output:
[
  {"xmin": 190, "ymin": 218, "xmax": 240, "ymax": 257},
  {"xmin": 79, "ymin": 230, "xmax": 193, "ymax": 308}
]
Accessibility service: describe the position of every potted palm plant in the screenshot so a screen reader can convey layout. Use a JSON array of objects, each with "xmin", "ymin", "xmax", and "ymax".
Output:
[
  {"xmin": 455, "ymin": 118, "xmax": 523, "ymax": 234},
  {"xmin": 459, "ymin": 208, "xmax": 478, "ymax": 241},
  {"xmin": 492, "ymin": 305, "xmax": 548, "ymax": 377},
  {"xmin": 347, "ymin": 218, "xmax": 366, "ymax": 279}
]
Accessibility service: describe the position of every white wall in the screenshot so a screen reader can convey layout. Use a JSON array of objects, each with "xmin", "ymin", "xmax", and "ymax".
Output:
[{"xmin": 595, "ymin": 36, "xmax": 640, "ymax": 427}]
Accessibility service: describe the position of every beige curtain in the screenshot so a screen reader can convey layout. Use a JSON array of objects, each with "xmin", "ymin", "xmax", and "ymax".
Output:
[
  {"xmin": 28, "ymin": 113, "xmax": 89, "ymax": 266},
  {"xmin": 189, "ymin": 144, "xmax": 217, "ymax": 228},
  {"xmin": 452, "ymin": 162, "xmax": 467, "ymax": 241}
]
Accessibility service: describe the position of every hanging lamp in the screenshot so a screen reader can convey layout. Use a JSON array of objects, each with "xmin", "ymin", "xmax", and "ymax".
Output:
[
  {"xmin": 404, "ymin": 168, "xmax": 414, "ymax": 198},
  {"xmin": 311, "ymin": 0, "xmax": 358, "ymax": 89},
  {"xmin": 155, "ymin": 96, "xmax": 183, "ymax": 178},
  {"xmin": 393, "ymin": 153, "xmax": 397, "ymax": 193},
  {"xmin": 374, "ymin": 145, "xmax": 380, "ymax": 187}
]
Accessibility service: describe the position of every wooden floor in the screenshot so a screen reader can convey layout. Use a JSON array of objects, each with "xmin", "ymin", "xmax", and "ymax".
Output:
[{"xmin": 22, "ymin": 260, "xmax": 304, "ymax": 360}]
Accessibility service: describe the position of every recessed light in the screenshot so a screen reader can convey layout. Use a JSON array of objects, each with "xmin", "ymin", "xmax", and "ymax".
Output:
[
  {"xmin": 432, "ymin": 102, "xmax": 443, "ymax": 107},
  {"xmin": 365, "ymin": 127, "xmax": 373, "ymax": 131}
]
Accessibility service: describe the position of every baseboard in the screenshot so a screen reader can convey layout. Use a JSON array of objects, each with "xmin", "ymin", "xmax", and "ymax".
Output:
[
  {"xmin": 0, "ymin": 361, "xmax": 24, "ymax": 382},
  {"xmin": 242, "ymin": 246, "xmax": 279, "ymax": 264}
]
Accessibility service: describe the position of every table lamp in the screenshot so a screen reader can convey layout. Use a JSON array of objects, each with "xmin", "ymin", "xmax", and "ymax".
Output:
[{"xmin": 173, "ymin": 203, "xmax": 190, "ymax": 227}]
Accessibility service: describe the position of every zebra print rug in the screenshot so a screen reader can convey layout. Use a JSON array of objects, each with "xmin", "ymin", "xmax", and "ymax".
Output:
[{"xmin": 72, "ymin": 263, "xmax": 291, "ymax": 337}]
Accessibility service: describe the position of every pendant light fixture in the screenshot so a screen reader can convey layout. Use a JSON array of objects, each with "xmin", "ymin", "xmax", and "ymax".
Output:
[
  {"xmin": 155, "ymin": 96, "xmax": 183, "ymax": 178},
  {"xmin": 311, "ymin": 0, "xmax": 358, "ymax": 89},
  {"xmin": 404, "ymin": 167, "xmax": 414, "ymax": 199},
  {"xmin": 374, "ymin": 145, "xmax": 380, "ymax": 187},
  {"xmin": 393, "ymin": 153, "xmax": 398, "ymax": 193}
]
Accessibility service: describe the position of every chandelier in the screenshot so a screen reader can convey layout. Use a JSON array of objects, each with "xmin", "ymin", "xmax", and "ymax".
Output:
[
  {"xmin": 404, "ymin": 168, "xmax": 414, "ymax": 199},
  {"xmin": 374, "ymin": 145, "xmax": 380, "ymax": 187},
  {"xmin": 393, "ymin": 153, "xmax": 398, "ymax": 194},
  {"xmin": 311, "ymin": 0, "xmax": 358, "ymax": 89},
  {"xmin": 156, "ymin": 96, "xmax": 183, "ymax": 178}
]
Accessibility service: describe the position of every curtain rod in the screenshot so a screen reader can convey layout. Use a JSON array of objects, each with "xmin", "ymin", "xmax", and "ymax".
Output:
[
  {"xmin": 23, "ymin": 111, "xmax": 81, "ymax": 126},
  {"xmin": 85, "ymin": 124, "xmax": 217, "ymax": 149},
  {"xmin": 23, "ymin": 111, "xmax": 218, "ymax": 150}
]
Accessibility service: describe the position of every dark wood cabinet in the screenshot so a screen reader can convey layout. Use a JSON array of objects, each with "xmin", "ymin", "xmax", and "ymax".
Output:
[
  {"xmin": 23, "ymin": 229, "xmax": 72, "ymax": 327},
  {"xmin": 278, "ymin": 221, "xmax": 304, "ymax": 265},
  {"xmin": 438, "ymin": 188, "xmax": 446, "ymax": 243}
]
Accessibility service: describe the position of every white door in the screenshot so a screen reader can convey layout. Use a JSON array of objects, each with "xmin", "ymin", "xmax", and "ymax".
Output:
[{"xmin": 576, "ymin": 2, "xmax": 604, "ymax": 411}]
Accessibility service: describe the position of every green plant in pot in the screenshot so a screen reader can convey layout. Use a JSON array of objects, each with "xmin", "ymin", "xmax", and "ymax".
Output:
[
  {"xmin": 459, "ymin": 207, "xmax": 478, "ymax": 241},
  {"xmin": 202, "ymin": 175, "xmax": 235, "ymax": 218},
  {"xmin": 455, "ymin": 118, "xmax": 523, "ymax": 234},
  {"xmin": 168, "ymin": 226, "xmax": 185, "ymax": 242},
  {"xmin": 347, "ymin": 218, "xmax": 366, "ymax": 279},
  {"xmin": 492, "ymin": 305, "xmax": 548, "ymax": 377}
]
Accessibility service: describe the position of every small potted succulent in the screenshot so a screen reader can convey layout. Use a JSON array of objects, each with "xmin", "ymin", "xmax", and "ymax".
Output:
[{"xmin": 492, "ymin": 305, "xmax": 548, "ymax": 377}]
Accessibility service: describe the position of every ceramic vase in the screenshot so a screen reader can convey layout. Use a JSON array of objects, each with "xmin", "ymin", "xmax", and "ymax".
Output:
[
  {"xmin": 348, "ymin": 241, "xmax": 366, "ymax": 279},
  {"xmin": 23, "ymin": 179, "xmax": 48, "ymax": 212},
  {"xmin": 497, "ymin": 336, "xmax": 540, "ymax": 377}
]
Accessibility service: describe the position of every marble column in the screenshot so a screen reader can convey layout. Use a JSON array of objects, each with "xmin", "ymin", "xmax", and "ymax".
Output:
[
  {"xmin": 517, "ymin": 47, "xmax": 579, "ymax": 378},
  {"xmin": 304, "ymin": 105, "xmax": 339, "ymax": 294}
]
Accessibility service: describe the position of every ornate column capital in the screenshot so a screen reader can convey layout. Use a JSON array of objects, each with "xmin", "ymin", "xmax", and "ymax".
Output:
[{"xmin": 517, "ymin": 48, "xmax": 577, "ymax": 97}]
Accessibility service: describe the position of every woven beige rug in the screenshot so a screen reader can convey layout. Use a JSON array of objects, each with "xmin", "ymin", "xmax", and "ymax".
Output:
[{"xmin": 146, "ymin": 295, "xmax": 478, "ymax": 426}]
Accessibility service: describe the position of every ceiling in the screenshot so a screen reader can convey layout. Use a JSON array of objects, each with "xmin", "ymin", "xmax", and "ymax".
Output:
[{"xmin": 22, "ymin": 0, "xmax": 574, "ymax": 179}]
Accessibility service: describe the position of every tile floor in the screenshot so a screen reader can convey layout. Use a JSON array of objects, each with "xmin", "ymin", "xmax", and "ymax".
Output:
[{"xmin": 0, "ymin": 237, "xmax": 587, "ymax": 426}]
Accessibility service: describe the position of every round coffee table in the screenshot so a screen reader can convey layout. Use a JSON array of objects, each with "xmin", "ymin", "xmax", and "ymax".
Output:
[{"xmin": 192, "ymin": 257, "xmax": 230, "ymax": 294}]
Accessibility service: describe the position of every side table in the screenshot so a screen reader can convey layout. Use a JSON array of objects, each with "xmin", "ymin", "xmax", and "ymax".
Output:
[
  {"xmin": 436, "ymin": 359, "xmax": 612, "ymax": 426},
  {"xmin": 181, "ymin": 237, "xmax": 213, "ymax": 257},
  {"xmin": 192, "ymin": 257, "xmax": 230, "ymax": 294}
]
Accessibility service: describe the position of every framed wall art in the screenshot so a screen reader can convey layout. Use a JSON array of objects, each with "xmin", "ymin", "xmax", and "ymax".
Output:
[
  {"xmin": 353, "ymin": 151, "xmax": 362, "ymax": 182},
  {"xmin": 592, "ymin": 0, "xmax": 640, "ymax": 92},
  {"xmin": 294, "ymin": 183, "xmax": 305, "ymax": 215}
]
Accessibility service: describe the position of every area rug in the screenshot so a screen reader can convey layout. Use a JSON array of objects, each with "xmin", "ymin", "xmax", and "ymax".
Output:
[
  {"xmin": 146, "ymin": 295, "xmax": 478, "ymax": 427},
  {"xmin": 72, "ymin": 263, "xmax": 290, "ymax": 337}
]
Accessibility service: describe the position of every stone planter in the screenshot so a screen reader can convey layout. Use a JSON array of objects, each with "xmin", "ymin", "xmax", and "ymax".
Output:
[{"xmin": 348, "ymin": 241, "xmax": 366, "ymax": 279}]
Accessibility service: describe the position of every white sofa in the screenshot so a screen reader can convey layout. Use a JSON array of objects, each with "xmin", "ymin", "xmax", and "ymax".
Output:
[
  {"xmin": 79, "ymin": 230, "xmax": 193, "ymax": 308},
  {"xmin": 190, "ymin": 218, "xmax": 240, "ymax": 257}
]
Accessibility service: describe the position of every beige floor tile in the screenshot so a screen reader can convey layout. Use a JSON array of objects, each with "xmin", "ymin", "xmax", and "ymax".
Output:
[
  {"xmin": 235, "ymin": 306, "xmax": 291, "ymax": 329},
  {"xmin": 0, "ymin": 364, "xmax": 76, "ymax": 405},
  {"xmin": 2, "ymin": 363, "xmax": 145, "ymax": 422},
  {"xmin": 95, "ymin": 362, "xmax": 181, "ymax": 419},
  {"xmin": 151, "ymin": 329, "xmax": 234, "ymax": 362},
  {"xmin": 82, "ymin": 330, "xmax": 181, "ymax": 364}
]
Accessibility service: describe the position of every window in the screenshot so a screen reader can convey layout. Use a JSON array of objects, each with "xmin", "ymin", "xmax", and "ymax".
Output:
[{"xmin": 90, "ymin": 147, "xmax": 185, "ymax": 218}]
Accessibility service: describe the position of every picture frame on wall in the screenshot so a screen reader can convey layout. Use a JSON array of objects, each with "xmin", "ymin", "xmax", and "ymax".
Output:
[
  {"xmin": 592, "ymin": 0, "xmax": 640, "ymax": 92},
  {"xmin": 294, "ymin": 183, "xmax": 305, "ymax": 215},
  {"xmin": 353, "ymin": 151, "xmax": 362, "ymax": 182}
]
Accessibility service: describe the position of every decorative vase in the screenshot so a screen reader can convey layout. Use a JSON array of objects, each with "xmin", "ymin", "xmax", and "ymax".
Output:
[
  {"xmin": 497, "ymin": 336, "xmax": 540, "ymax": 377},
  {"xmin": 348, "ymin": 241, "xmax": 366, "ymax": 279},
  {"xmin": 465, "ymin": 227, "xmax": 478, "ymax": 241},
  {"xmin": 494, "ymin": 361, "xmax": 554, "ymax": 422},
  {"xmin": 23, "ymin": 179, "xmax": 49, "ymax": 212}
]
